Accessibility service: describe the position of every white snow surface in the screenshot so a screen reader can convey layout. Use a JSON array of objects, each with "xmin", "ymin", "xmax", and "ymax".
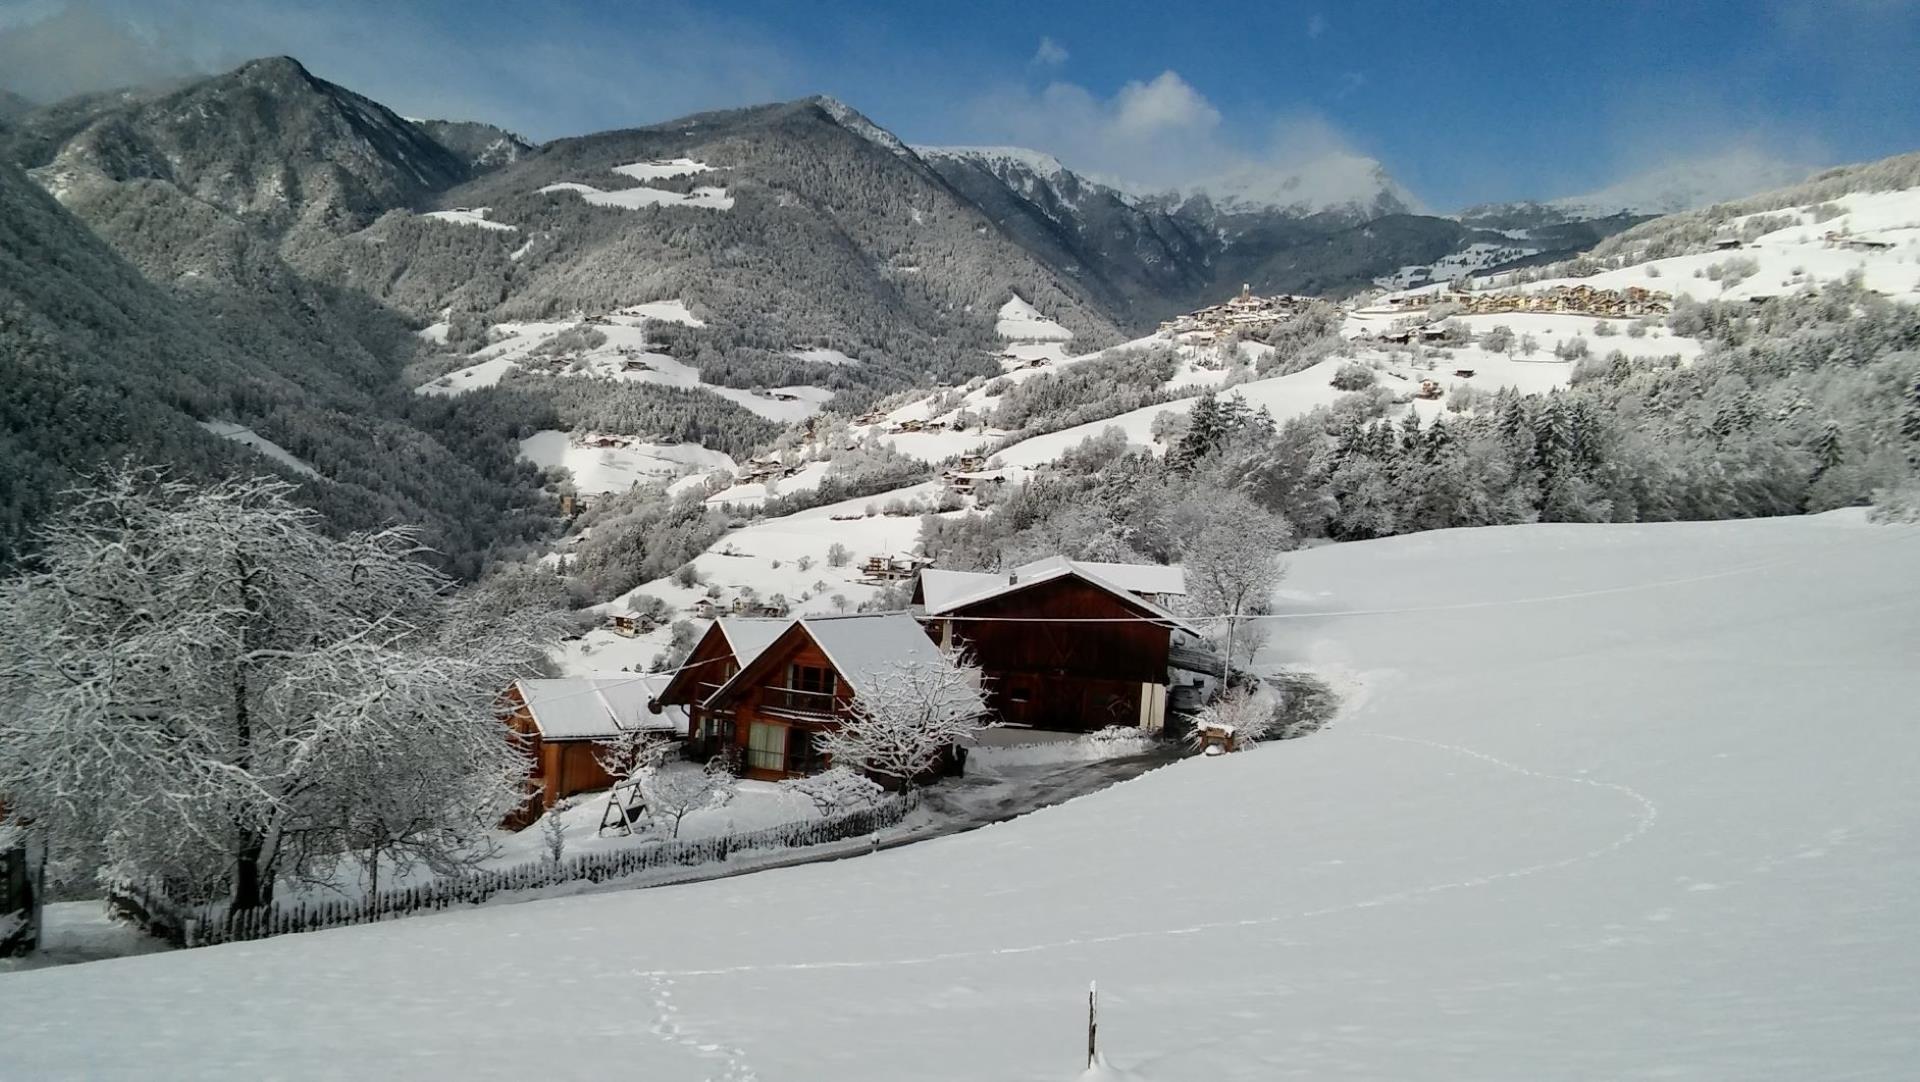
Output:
[
  {"xmin": 419, "ymin": 206, "xmax": 517, "ymax": 231},
  {"xmin": 538, "ymin": 159, "xmax": 732, "ymax": 211},
  {"xmin": 197, "ymin": 420, "xmax": 319, "ymax": 478},
  {"xmin": 517, "ymin": 431, "xmax": 734, "ymax": 496},
  {"xmin": 9, "ymin": 514, "xmax": 1915, "ymax": 1080},
  {"xmin": 998, "ymin": 294, "xmax": 1075, "ymax": 341},
  {"xmin": 413, "ymin": 308, "xmax": 826, "ymax": 422}
]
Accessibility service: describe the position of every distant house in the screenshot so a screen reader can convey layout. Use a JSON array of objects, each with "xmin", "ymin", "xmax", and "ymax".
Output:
[
  {"xmin": 912, "ymin": 557, "xmax": 1201, "ymax": 734},
  {"xmin": 502, "ymin": 674, "xmax": 686, "ymax": 828},
  {"xmin": 649, "ymin": 617, "xmax": 791, "ymax": 762},
  {"xmin": 661, "ymin": 613, "xmax": 967, "ymax": 781}
]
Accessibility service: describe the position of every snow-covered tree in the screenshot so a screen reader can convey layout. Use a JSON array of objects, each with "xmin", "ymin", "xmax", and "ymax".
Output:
[
  {"xmin": 0, "ymin": 469, "xmax": 566, "ymax": 907},
  {"xmin": 1183, "ymin": 685, "xmax": 1278, "ymax": 751},
  {"xmin": 1177, "ymin": 492, "xmax": 1292, "ymax": 670},
  {"xmin": 816, "ymin": 655, "xmax": 991, "ymax": 786},
  {"xmin": 541, "ymin": 799, "xmax": 573, "ymax": 864},
  {"xmin": 639, "ymin": 760, "xmax": 734, "ymax": 838}
]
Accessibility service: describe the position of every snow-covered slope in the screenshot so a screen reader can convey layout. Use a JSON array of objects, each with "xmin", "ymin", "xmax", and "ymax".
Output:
[
  {"xmin": 414, "ymin": 303, "xmax": 832, "ymax": 422},
  {"xmin": 8, "ymin": 513, "xmax": 1916, "ymax": 1079}
]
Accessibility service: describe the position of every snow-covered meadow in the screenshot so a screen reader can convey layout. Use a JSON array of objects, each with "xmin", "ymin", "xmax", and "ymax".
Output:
[{"xmin": 6, "ymin": 513, "xmax": 1915, "ymax": 1079}]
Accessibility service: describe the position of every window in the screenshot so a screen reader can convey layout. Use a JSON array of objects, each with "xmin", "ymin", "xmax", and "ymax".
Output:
[
  {"xmin": 787, "ymin": 729, "xmax": 826, "ymax": 776},
  {"xmin": 787, "ymin": 664, "xmax": 837, "ymax": 695},
  {"xmin": 746, "ymin": 722, "xmax": 787, "ymax": 773}
]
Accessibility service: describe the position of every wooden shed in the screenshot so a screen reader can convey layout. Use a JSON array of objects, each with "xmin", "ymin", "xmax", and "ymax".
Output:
[{"xmin": 502, "ymin": 674, "xmax": 686, "ymax": 829}]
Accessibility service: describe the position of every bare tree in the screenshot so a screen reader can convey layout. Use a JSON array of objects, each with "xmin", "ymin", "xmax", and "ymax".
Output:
[
  {"xmin": 815, "ymin": 655, "xmax": 991, "ymax": 787},
  {"xmin": 639, "ymin": 760, "xmax": 734, "ymax": 838},
  {"xmin": 0, "ymin": 469, "xmax": 564, "ymax": 907}
]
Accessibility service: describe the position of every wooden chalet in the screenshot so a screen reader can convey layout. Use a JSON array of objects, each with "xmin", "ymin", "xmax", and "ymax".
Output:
[
  {"xmin": 657, "ymin": 614, "xmax": 967, "ymax": 781},
  {"xmin": 648, "ymin": 618, "xmax": 791, "ymax": 762},
  {"xmin": 502, "ymin": 674, "xmax": 686, "ymax": 829},
  {"xmin": 912, "ymin": 557, "xmax": 1199, "ymax": 734}
]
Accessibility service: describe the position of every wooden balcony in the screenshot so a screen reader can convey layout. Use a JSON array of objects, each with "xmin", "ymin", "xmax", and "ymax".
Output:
[{"xmin": 762, "ymin": 686, "xmax": 839, "ymax": 721}]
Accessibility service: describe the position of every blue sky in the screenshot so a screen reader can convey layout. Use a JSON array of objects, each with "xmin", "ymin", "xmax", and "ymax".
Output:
[{"xmin": 4, "ymin": 0, "xmax": 1919, "ymax": 208}]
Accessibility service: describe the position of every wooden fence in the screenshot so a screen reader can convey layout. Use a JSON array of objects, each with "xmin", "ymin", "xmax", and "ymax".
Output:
[{"xmin": 109, "ymin": 792, "xmax": 918, "ymax": 949}]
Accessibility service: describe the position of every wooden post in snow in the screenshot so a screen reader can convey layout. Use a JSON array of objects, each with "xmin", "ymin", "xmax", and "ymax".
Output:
[{"xmin": 1086, "ymin": 980, "xmax": 1098, "ymax": 1069}]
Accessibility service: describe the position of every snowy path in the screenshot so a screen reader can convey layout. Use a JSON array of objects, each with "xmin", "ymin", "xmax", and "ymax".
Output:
[{"xmin": 4, "ymin": 513, "xmax": 1917, "ymax": 1080}]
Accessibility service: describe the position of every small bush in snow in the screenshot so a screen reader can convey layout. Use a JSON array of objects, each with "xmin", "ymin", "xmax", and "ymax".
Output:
[{"xmin": 783, "ymin": 766, "xmax": 884, "ymax": 815}]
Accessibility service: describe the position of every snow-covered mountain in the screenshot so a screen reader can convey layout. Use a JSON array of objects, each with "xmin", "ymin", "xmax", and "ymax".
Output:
[{"xmin": 1166, "ymin": 151, "xmax": 1422, "ymax": 220}]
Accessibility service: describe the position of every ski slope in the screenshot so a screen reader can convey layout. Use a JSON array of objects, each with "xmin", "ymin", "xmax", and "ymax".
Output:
[{"xmin": 7, "ymin": 513, "xmax": 1917, "ymax": 1080}]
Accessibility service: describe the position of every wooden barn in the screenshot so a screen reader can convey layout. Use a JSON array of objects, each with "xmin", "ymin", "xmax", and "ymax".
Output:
[
  {"xmin": 660, "ymin": 613, "xmax": 964, "ymax": 781},
  {"xmin": 912, "ymin": 557, "xmax": 1199, "ymax": 734},
  {"xmin": 502, "ymin": 674, "xmax": 686, "ymax": 829},
  {"xmin": 648, "ymin": 617, "xmax": 791, "ymax": 762}
]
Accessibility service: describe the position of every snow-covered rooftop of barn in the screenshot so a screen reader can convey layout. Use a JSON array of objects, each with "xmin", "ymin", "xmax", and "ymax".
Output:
[
  {"xmin": 1015, "ymin": 557, "xmax": 1186, "ymax": 597},
  {"xmin": 801, "ymin": 613, "xmax": 951, "ymax": 690},
  {"xmin": 918, "ymin": 559, "xmax": 1197, "ymax": 633},
  {"xmin": 514, "ymin": 675, "xmax": 679, "ymax": 740}
]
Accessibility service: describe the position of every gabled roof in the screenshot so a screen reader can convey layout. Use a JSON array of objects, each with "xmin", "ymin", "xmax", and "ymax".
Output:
[
  {"xmin": 917, "ymin": 558, "xmax": 1198, "ymax": 634},
  {"xmin": 716, "ymin": 617, "xmax": 789, "ymax": 670},
  {"xmin": 803, "ymin": 613, "xmax": 950, "ymax": 692},
  {"xmin": 513, "ymin": 674, "xmax": 681, "ymax": 741},
  {"xmin": 1012, "ymin": 556, "xmax": 1186, "ymax": 597},
  {"xmin": 704, "ymin": 613, "xmax": 954, "ymax": 706}
]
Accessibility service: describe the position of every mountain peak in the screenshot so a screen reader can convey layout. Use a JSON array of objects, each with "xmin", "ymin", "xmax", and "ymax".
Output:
[
  {"xmin": 1170, "ymin": 153, "xmax": 1421, "ymax": 219},
  {"xmin": 808, "ymin": 95, "xmax": 911, "ymax": 158}
]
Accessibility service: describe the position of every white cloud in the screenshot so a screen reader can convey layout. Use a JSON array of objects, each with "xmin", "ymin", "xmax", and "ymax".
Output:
[
  {"xmin": 959, "ymin": 69, "xmax": 1419, "ymax": 212},
  {"xmin": 1306, "ymin": 13, "xmax": 1327, "ymax": 39},
  {"xmin": 1031, "ymin": 35, "xmax": 1068, "ymax": 67}
]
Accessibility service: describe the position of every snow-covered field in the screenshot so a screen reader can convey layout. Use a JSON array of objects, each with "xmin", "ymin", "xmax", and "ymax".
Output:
[
  {"xmin": 998, "ymin": 294, "xmax": 1074, "ymax": 341},
  {"xmin": 419, "ymin": 206, "xmax": 517, "ymax": 231},
  {"xmin": 1373, "ymin": 240, "xmax": 1539, "ymax": 290},
  {"xmin": 413, "ymin": 306, "xmax": 832, "ymax": 422},
  {"xmin": 8, "ymin": 513, "xmax": 1915, "ymax": 1079},
  {"xmin": 517, "ymin": 431, "xmax": 735, "ymax": 496},
  {"xmin": 538, "ymin": 158, "xmax": 734, "ymax": 211}
]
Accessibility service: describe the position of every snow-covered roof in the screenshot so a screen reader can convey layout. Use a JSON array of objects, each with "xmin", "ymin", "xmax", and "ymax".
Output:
[
  {"xmin": 717, "ymin": 617, "xmax": 789, "ymax": 670},
  {"xmin": 802, "ymin": 613, "xmax": 951, "ymax": 692},
  {"xmin": 919, "ymin": 559, "xmax": 1198, "ymax": 633},
  {"xmin": 916, "ymin": 568, "xmax": 1009, "ymax": 613},
  {"xmin": 705, "ymin": 613, "xmax": 957, "ymax": 705},
  {"xmin": 1013, "ymin": 557, "xmax": 1186, "ymax": 597},
  {"xmin": 513, "ymin": 674, "xmax": 680, "ymax": 741}
]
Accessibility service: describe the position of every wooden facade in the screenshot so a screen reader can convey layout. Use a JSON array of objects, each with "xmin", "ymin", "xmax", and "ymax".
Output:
[
  {"xmin": 701, "ymin": 626, "xmax": 850, "ymax": 781},
  {"xmin": 658, "ymin": 615, "xmax": 958, "ymax": 783},
  {"xmin": 920, "ymin": 575, "xmax": 1173, "ymax": 734},
  {"xmin": 501, "ymin": 683, "xmax": 621, "ymax": 829}
]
